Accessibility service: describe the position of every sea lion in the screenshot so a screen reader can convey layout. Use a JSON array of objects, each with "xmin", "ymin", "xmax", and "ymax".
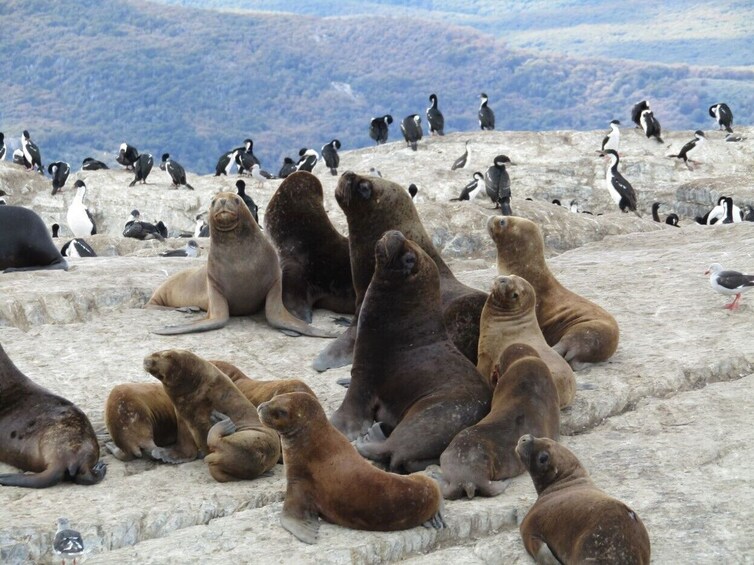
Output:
[
  {"xmin": 143, "ymin": 349, "xmax": 280, "ymax": 482},
  {"xmin": 0, "ymin": 206, "xmax": 68, "ymax": 272},
  {"xmin": 436, "ymin": 344, "xmax": 560, "ymax": 499},
  {"xmin": 487, "ymin": 215, "xmax": 619, "ymax": 367},
  {"xmin": 264, "ymin": 171, "xmax": 356, "ymax": 323},
  {"xmin": 209, "ymin": 359, "xmax": 317, "ymax": 405},
  {"xmin": 147, "ymin": 191, "xmax": 336, "ymax": 338},
  {"xmin": 0, "ymin": 344, "xmax": 105, "ymax": 488},
  {"xmin": 476, "ymin": 275, "xmax": 576, "ymax": 408},
  {"xmin": 516, "ymin": 435, "xmax": 651, "ymax": 564},
  {"xmin": 330, "ymin": 230, "xmax": 491, "ymax": 473},
  {"xmin": 313, "ymin": 171, "xmax": 487, "ymax": 371},
  {"xmin": 258, "ymin": 391, "xmax": 445, "ymax": 544}
]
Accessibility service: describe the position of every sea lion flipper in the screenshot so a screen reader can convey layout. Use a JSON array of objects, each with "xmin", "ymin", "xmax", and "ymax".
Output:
[
  {"xmin": 311, "ymin": 324, "xmax": 356, "ymax": 371},
  {"xmin": 422, "ymin": 510, "xmax": 447, "ymax": 530},
  {"xmin": 264, "ymin": 276, "xmax": 338, "ymax": 339},
  {"xmin": 0, "ymin": 467, "xmax": 64, "ymax": 488},
  {"xmin": 151, "ymin": 285, "xmax": 230, "ymax": 335},
  {"xmin": 281, "ymin": 500, "xmax": 320, "ymax": 544}
]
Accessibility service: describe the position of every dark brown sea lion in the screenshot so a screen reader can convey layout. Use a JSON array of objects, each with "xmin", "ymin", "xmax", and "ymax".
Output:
[
  {"xmin": 0, "ymin": 206, "xmax": 68, "ymax": 272},
  {"xmin": 436, "ymin": 344, "xmax": 560, "ymax": 499},
  {"xmin": 313, "ymin": 171, "xmax": 487, "ymax": 371},
  {"xmin": 477, "ymin": 275, "xmax": 576, "ymax": 408},
  {"xmin": 143, "ymin": 349, "xmax": 279, "ymax": 482},
  {"xmin": 258, "ymin": 391, "xmax": 445, "ymax": 544},
  {"xmin": 147, "ymin": 191, "xmax": 336, "ymax": 338},
  {"xmin": 0, "ymin": 344, "xmax": 105, "ymax": 488},
  {"xmin": 264, "ymin": 171, "xmax": 356, "ymax": 323},
  {"xmin": 517, "ymin": 435, "xmax": 651, "ymax": 564},
  {"xmin": 330, "ymin": 230, "xmax": 491, "ymax": 473},
  {"xmin": 487, "ymin": 215, "xmax": 619, "ymax": 368}
]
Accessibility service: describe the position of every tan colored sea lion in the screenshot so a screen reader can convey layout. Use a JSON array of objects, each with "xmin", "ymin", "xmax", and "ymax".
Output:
[
  {"xmin": 258, "ymin": 392, "xmax": 445, "ymax": 544},
  {"xmin": 143, "ymin": 349, "xmax": 280, "ymax": 482},
  {"xmin": 210, "ymin": 359, "xmax": 317, "ymax": 405},
  {"xmin": 487, "ymin": 215, "xmax": 619, "ymax": 368},
  {"xmin": 313, "ymin": 171, "xmax": 487, "ymax": 371},
  {"xmin": 436, "ymin": 344, "xmax": 560, "ymax": 499},
  {"xmin": 516, "ymin": 435, "xmax": 651, "ymax": 564},
  {"xmin": 0, "ymin": 344, "xmax": 105, "ymax": 488},
  {"xmin": 330, "ymin": 230, "xmax": 491, "ymax": 473},
  {"xmin": 264, "ymin": 171, "xmax": 356, "ymax": 323},
  {"xmin": 147, "ymin": 191, "xmax": 337, "ymax": 338},
  {"xmin": 477, "ymin": 275, "xmax": 576, "ymax": 408}
]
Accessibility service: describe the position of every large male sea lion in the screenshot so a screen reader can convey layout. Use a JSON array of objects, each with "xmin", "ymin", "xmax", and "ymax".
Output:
[
  {"xmin": 0, "ymin": 344, "xmax": 105, "ymax": 488},
  {"xmin": 516, "ymin": 435, "xmax": 651, "ymax": 564},
  {"xmin": 436, "ymin": 344, "xmax": 560, "ymax": 499},
  {"xmin": 313, "ymin": 171, "xmax": 487, "ymax": 371},
  {"xmin": 264, "ymin": 171, "xmax": 356, "ymax": 323},
  {"xmin": 144, "ymin": 349, "xmax": 279, "ymax": 482},
  {"xmin": 477, "ymin": 275, "xmax": 576, "ymax": 408},
  {"xmin": 487, "ymin": 215, "xmax": 619, "ymax": 367},
  {"xmin": 147, "ymin": 191, "xmax": 336, "ymax": 338},
  {"xmin": 0, "ymin": 206, "xmax": 68, "ymax": 272},
  {"xmin": 258, "ymin": 392, "xmax": 445, "ymax": 544},
  {"xmin": 330, "ymin": 230, "xmax": 491, "ymax": 473}
]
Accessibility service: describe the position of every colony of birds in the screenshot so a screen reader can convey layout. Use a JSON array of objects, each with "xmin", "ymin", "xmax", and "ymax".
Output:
[{"xmin": 0, "ymin": 93, "xmax": 751, "ymax": 563}]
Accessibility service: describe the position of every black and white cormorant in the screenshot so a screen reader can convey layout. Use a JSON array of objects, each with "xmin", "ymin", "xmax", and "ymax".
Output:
[
  {"xmin": 369, "ymin": 115, "xmax": 393, "ymax": 144},
  {"xmin": 631, "ymin": 100, "xmax": 650, "ymax": 128},
  {"xmin": 81, "ymin": 157, "xmax": 109, "ymax": 170},
  {"xmin": 600, "ymin": 120, "xmax": 621, "ymax": 153},
  {"xmin": 669, "ymin": 130, "xmax": 705, "ymax": 169},
  {"xmin": 160, "ymin": 153, "xmax": 194, "ymax": 190},
  {"xmin": 296, "ymin": 148, "xmax": 319, "ymax": 172},
  {"xmin": 21, "ymin": 130, "xmax": 43, "ymax": 172},
  {"xmin": 66, "ymin": 180, "xmax": 97, "ymax": 237},
  {"xmin": 709, "ymin": 103, "xmax": 733, "ymax": 133},
  {"xmin": 478, "ymin": 93, "xmax": 495, "ymax": 131},
  {"xmin": 451, "ymin": 141, "xmax": 470, "ymax": 170},
  {"xmin": 116, "ymin": 142, "xmax": 139, "ymax": 170},
  {"xmin": 450, "ymin": 172, "xmax": 484, "ymax": 201},
  {"xmin": 61, "ymin": 238, "xmax": 97, "ymax": 258},
  {"xmin": 236, "ymin": 138, "xmax": 261, "ymax": 174},
  {"xmin": 321, "ymin": 139, "xmax": 341, "ymax": 175},
  {"xmin": 48, "ymin": 161, "xmax": 70, "ymax": 195},
  {"xmin": 400, "ymin": 114, "xmax": 423, "ymax": 151},
  {"xmin": 215, "ymin": 148, "xmax": 239, "ymax": 176},
  {"xmin": 236, "ymin": 179, "xmax": 259, "ymax": 224},
  {"xmin": 640, "ymin": 109, "xmax": 663, "ymax": 143},
  {"xmin": 123, "ymin": 209, "xmax": 166, "ymax": 240},
  {"xmin": 602, "ymin": 150, "xmax": 638, "ymax": 213},
  {"xmin": 128, "ymin": 153, "xmax": 153, "ymax": 187},
  {"xmin": 278, "ymin": 157, "xmax": 297, "ymax": 178},
  {"xmin": 426, "ymin": 93, "xmax": 445, "ymax": 136},
  {"xmin": 485, "ymin": 155, "xmax": 514, "ymax": 214},
  {"xmin": 0, "ymin": 132, "xmax": 5, "ymax": 161}
]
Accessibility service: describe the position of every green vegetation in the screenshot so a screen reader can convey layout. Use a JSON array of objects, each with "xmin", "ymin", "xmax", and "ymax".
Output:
[{"xmin": 1, "ymin": 0, "xmax": 752, "ymax": 174}]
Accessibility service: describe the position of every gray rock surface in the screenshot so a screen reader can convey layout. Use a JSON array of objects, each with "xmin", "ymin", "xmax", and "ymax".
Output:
[{"xmin": 0, "ymin": 130, "xmax": 753, "ymax": 563}]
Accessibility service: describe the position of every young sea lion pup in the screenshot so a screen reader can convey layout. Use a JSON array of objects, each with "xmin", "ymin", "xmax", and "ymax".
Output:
[
  {"xmin": 516, "ymin": 435, "xmax": 651, "ymax": 564},
  {"xmin": 258, "ymin": 392, "xmax": 445, "ymax": 544}
]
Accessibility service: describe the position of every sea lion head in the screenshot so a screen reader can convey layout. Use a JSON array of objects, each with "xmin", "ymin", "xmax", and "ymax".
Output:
[
  {"xmin": 257, "ymin": 391, "xmax": 322, "ymax": 437},
  {"xmin": 373, "ymin": 230, "xmax": 425, "ymax": 282},
  {"xmin": 489, "ymin": 275, "xmax": 536, "ymax": 315},
  {"xmin": 516, "ymin": 435, "xmax": 586, "ymax": 494},
  {"xmin": 143, "ymin": 349, "xmax": 203, "ymax": 395},
  {"xmin": 486, "ymin": 216, "xmax": 545, "ymax": 271},
  {"xmin": 335, "ymin": 171, "xmax": 375, "ymax": 210},
  {"xmin": 282, "ymin": 171, "xmax": 324, "ymax": 202},
  {"xmin": 209, "ymin": 191, "xmax": 252, "ymax": 233}
]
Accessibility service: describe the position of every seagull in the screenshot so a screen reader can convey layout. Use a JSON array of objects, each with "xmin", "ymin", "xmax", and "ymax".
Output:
[
  {"xmin": 451, "ymin": 141, "xmax": 470, "ymax": 170},
  {"xmin": 705, "ymin": 263, "xmax": 754, "ymax": 310},
  {"xmin": 160, "ymin": 240, "xmax": 200, "ymax": 257},
  {"xmin": 450, "ymin": 172, "xmax": 484, "ymax": 201},
  {"xmin": 53, "ymin": 517, "xmax": 85, "ymax": 564}
]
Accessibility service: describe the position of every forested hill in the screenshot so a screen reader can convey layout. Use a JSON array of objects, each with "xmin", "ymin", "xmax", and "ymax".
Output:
[{"xmin": 1, "ymin": 0, "xmax": 753, "ymax": 174}]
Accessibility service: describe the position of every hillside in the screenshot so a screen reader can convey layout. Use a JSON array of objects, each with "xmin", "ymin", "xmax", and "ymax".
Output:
[{"xmin": 0, "ymin": 0, "xmax": 753, "ymax": 175}]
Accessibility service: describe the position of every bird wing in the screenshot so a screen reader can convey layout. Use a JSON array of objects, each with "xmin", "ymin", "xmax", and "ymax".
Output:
[
  {"xmin": 611, "ymin": 173, "xmax": 637, "ymax": 208},
  {"xmin": 717, "ymin": 271, "xmax": 754, "ymax": 290}
]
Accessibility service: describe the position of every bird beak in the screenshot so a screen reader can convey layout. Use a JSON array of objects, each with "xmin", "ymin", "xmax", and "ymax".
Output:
[{"xmin": 704, "ymin": 269, "xmax": 710, "ymax": 275}]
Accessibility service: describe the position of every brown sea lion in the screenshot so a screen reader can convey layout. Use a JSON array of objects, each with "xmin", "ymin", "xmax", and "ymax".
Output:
[
  {"xmin": 477, "ymin": 275, "xmax": 576, "ymax": 408},
  {"xmin": 436, "ymin": 344, "xmax": 560, "ymax": 499},
  {"xmin": 330, "ymin": 230, "xmax": 491, "ymax": 473},
  {"xmin": 516, "ymin": 435, "xmax": 651, "ymax": 564},
  {"xmin": 264, "ymin": 171, "xmax": 356, "ymax": 323},
  {"xmin": 258, "ymin": 392, "xmax": 445, "ymax": 544},
  {"xmin": 487, "ymin": 215, "xmax": 619, "ymax": 368},
  {"xmin": 147, "ymin": 191, "xmax": 336, "ymax": 338},
  {"xmin": 313, "ymin": 171, "xmax": 487, "ymax": 371},
  {"xmin": 143, "ymin": 349, "xmax": 279, "ymax": 482},
  {"xmin": 0, "ymin": 344, "xmax": 105, "ymax": 488},
  {"xmin": 210, "ymin": 359, "xmax": 317, "ymax": 405}
]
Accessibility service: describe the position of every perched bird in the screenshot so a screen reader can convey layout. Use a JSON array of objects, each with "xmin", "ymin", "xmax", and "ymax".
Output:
[
  {"xmin": 669, "ymin": 130, "xmax": 705, "ymax": 169},
  {"xmin": 630, "ymin": 100, "xmax": 650, "ymax": 128},
  {"xmin": 400, "ymin": 114, "xmax": 423, "ymax": 151},
  {"xmin": 368, "ymin": 167, "xmax": 382, "ymax": 178},
  {"xmin": 278, "ymin": 157, "xmax": 297, "ymax": 178},
  {"xmin": 570, "ymin": 200, "xmax": 581, "ymax": 213},
  {"xmin": 160, "ymin": 153, "xmax": 194, "ymax": 190},
  {"xmin": 709, "ymin": 103, "xmax": 734, "ymax": 133},
  {"xmin": 450, "ymin": 171, "xmax": 484, "ymax": 201},
  {"xmin": 551, "ymin": 199, "xmax": 561, "ymax": 206},
  {"xmin": 160, "ymin": 239, "xmax": 199, "ymax": 258},
  {"xmin": 705, "ymin": 263, "xmax": 754, "ymax": 310},
  {"xmin": 652, "ymin": 202, "xmax": 679, "ymax": 226},
  {"xmin": 51, "ymin": 223, "xmax": 60, "ymax": 237},
  {"xmin": 235, "ymin": 138, "xmax": 260, "ymax": 174},
  {"xmin": 0, "ymin": 132, "xmax": 5, "ymax": 160},
  {"xmin": 640, "ymin": 109, "xmax": 663, "ymax": 143},
  {"xmin": 67, "ymin": 180, "xmax": 97, "ymax": 237},
  {"xmin": 451, "ymin": 141, "xmax": 470, "ymax": 170},
  {"xmin": 408, "ymin": 183, "xmax": 418, "ymax": 200},
  {"xmin": 128, "ymin": 153, "xmax": 153, "ymax": 187},
  {"xmin": 21, "ymin": 130, "xmax": 43, "ymax": 172},
  {"xmin": 214, "ymin": 148, "xmax": 238, "ymax": 176},
  {"xmin": 48, "ymin": 161, "xmax": 71, "ymax": 195},
  {"xmin": 426, "ymin": 93, "xmax": 445, "ymax": 136},
  {"xmin": 236, "ymin": 179, "xmax": 259, "ymax": 224},
  {"xmin": 725, "ymin": 132, "xmax": 746, "ymax": 143},
  {"xmin": 296, "ymin": 148, "xmax": 319, "ymax": 172},
  {"xmin": 123, "ymin": 209, "xmax": 165, "ymax": 241},
  {"xmin": 250, "ymin": 163, "xmax": 275, "ymax": 184},
  {"xmin": 116, "ymin": 143, "xmax": 139, "ymax": 170},
  {"xmin": 744, "ymin": 205, "xmax": 754, "ymax": 222},
  {"xmin": 602, "ymin": 150, "xmax": 637, "ymax": 213},
  {"xmin": 485, "ymin": 155, "xmax": 514, "ymax": 214},
  {"xmin": 81, "ymin": 157, "xmax": 108, "ymax": 170},
  {"xmin": 12, "ymin": 149, "xmax": 25, "ymax": 166},
  {"xmin": 369, "ymin": 114, "xmax": 393, "ymax": 144},
  {"xmin": 600, "ymin": 119, "xmax": 621, "ymax": 153},
  {"xmin": 194, "ymin": 214, "xmax": 209, "ymax": 238},
  {"xmin": 665, "ymin": 213, "xmax": 680, "ymax": 227},
  {"xmin": 53, "ymin": 517, "xmax": 85, "ymax": 564},
  {"xmin": 478, "ymin": 93, "xmax": 495, "ymax": 130},
  {"xmin": 706, "ymin": 196, "xmax": 742, "ymax": 225},
  {"xmin": 321, "ymin": 139, "xmax": 341, "ymax": 175},
  {"xmin": 61, "ymin": 238, "xmax": 97, "ymax": 258}
]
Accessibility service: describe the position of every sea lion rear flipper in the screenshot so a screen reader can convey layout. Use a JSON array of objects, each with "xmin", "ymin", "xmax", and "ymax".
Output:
[
  {"xmin": 0, "ymin": 467, "xmax": 64, "ymax": 488},
  {"xmin": 535, "ymin": 542, "xmax": 564, "ymax": 565},
  {"xmin": 264, "ymin": 276, "xmax": 338, "ymax": 339},
  {"xmin": 73, "ymin": 460, "xmax": 107, "ymax": 485},
  {"xmin": 151, "ymin": 283, "xmax": 230, "ymax": 335},
  {"xmin": 311, "ymin": 323, "xmax": 356, "ymax": 371}
]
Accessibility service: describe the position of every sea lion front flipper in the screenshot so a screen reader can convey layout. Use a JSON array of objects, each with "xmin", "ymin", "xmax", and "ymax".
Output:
[
  {"xmin": 478, "ymin": 478, "xmax": 511, "ymax": 497},
  {"xmin": 151, "ymin": 281, "xmax": 230, "ymax": 335},
  {"xmin": 311, "ymin": 323, "xmax": 356, "ymax": 371},
  {"xmin": 207, "ymin": 417, "xmax": 237, "ymax": 450},
  {"xmin": 281, "ymin": 493, "xmax": 321, "ymax": 544},
  {"xmin": 264, "ymin": 276, "xmax": 338, "ymax": 339}
]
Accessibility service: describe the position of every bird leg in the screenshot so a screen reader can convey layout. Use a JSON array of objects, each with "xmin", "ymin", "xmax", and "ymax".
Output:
[{"xmin": 724, "ymin": 294, "xmax": 742, "ymax": 310}]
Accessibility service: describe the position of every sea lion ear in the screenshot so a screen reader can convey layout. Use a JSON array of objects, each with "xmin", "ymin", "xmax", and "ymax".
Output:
[{"xmin": 357, "ymin": 180, "xmax": 372, "ymax": 200}]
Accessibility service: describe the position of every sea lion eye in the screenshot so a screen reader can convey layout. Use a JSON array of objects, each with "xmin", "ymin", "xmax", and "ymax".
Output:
[
  {"xmin": 538, "ymin": 452, "xmax": 549, "ymax": 466},
  {"xmin": 357, "ymin": 180, "xmax": 372, "ymax": 200},
  {"xmin": 511, "ymin": 292, "xmax": 518, "ymax": 300},
  {"xmin": 499, "ymin": 218, "xmax": 506, "ymax": 227}
]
